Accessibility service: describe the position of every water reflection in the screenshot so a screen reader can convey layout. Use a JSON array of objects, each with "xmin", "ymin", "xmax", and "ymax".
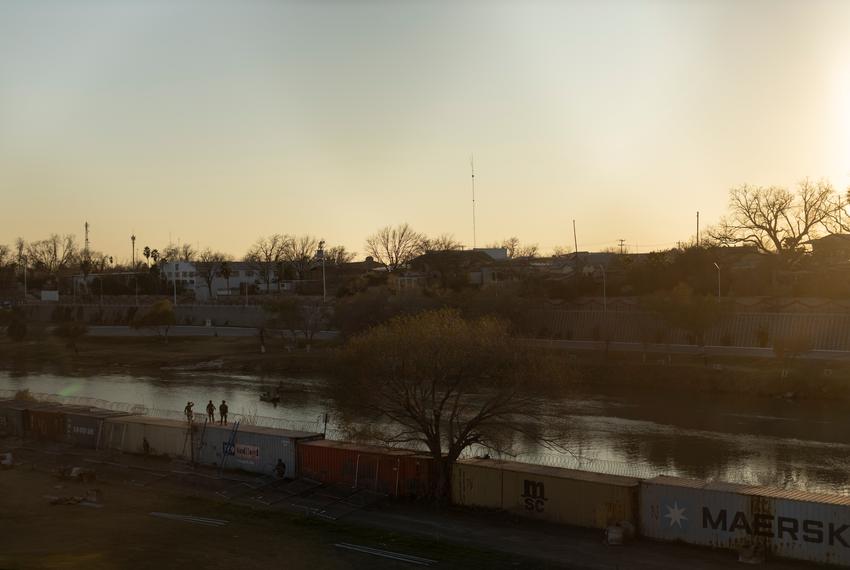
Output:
[{"xmin": 1, "ymin": 371, "xmax": 848, "ymax": 495}]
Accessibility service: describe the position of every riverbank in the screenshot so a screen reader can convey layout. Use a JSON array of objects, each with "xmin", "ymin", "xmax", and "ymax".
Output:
[
  {"xmin": 4, "ymin": 334, "xmax": 850, "ymax": 402},
  {"xmin": 0, "ymin": 335, "xmax": 331, "ymax": 377}
]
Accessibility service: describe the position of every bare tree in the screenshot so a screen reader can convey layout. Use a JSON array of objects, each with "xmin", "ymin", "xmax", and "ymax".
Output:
[
  {"xmin": 245, "ymin": 234, "xmax": 291, "ymax": 292},
  {"xmin": 552, "ymin": 245, "xmax": 573, "ymax": 257},
  {"xmin": 26, "ymin": 234, "xmax": 78, "ymax": 275},
  {"xmin": 285, "ymin": 235, "xmax": 319, "ymax": 280},
  {"xmin": 491, "ymin": 237, "xmax": 538, "ymax": 259},
  {"xmin": 335, "ymin": 309, "xmax": 560, "ymax": 498},
  {"xmin": 709, "ymin": 180, "xmax": 835, "ymax": 253},
  {"xmin": 179, "ymin": 243, "xmax": 196, "ymax": 262},
  {"xmin": 365, "ymin": 224, "xmax": 426, "ymax": 272},
  {"xmin": 324, "ymin": 245, "xmax": 355, "ymax": 267},
  {"xmin": 195, "ymin": 249, "xmax": 231, "ymax": 298},
  {"xmin": 423, "ymin": 233, "xmax": 463, "ymax": 252}
]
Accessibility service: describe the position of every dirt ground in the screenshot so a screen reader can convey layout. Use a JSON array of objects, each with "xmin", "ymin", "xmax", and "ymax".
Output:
[{"xmin": 0, "ymin": 443, "xmax": 550, "ymax": 570}]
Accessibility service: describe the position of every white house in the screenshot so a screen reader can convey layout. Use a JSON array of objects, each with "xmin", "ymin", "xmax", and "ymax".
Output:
[{"xmin": 162, "ymin": 261, "xmax": 275, "ymax": 301}]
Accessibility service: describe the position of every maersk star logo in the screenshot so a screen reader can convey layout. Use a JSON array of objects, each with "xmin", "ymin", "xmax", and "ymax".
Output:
[{"xmin": 664, "ymin": 502, "xmax": 688, "ymax": 528}]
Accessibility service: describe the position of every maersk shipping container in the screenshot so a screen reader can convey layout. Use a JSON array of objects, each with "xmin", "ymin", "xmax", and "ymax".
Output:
[
  {"xmin": 640, "ymin": 476, "xmax": 753, "ymax": 549},
  {"xmin": 101, "ymin": 416, "xmax": 193, "ymax": 459},
  {"xmin": 640, "ymin": 476, "xmax": 850, "ymax": 566},
  {"xmin": 298, "ymin": 440, "xmax": 434, "ymax": 498},
  {"xmin": 738, "ymin": 486, "xmax": 850, "ymax": 566},
  {"xmin": 196, "ymin": 423, "xmax": 323, "ymax": 477},
  {"xmin": 453, "ymin": 458, "xmax": 640, "ymax": 529},
  {"xmin": 63, "ymin": 407, "xmax": 131, "ymax": 449}
]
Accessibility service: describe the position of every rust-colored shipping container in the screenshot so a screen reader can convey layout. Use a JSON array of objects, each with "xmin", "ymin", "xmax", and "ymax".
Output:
[
  {"xmin": 27, "ymin": 406, "xmax": 66, "ymax": 441},
  {"xmin": 298, "ymin": 440, "xmax": 434, "ymax": 498},
  {"xmin": 453, "ymin": 458, "xmax": 640, "ymax": 529}
]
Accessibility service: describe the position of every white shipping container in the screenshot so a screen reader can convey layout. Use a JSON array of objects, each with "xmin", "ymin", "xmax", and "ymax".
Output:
[
  {"xmin": 196, "ymin": 423, "xmax": 323, "ymax": 477},
  {"xmin": 101, "ymin": 416, "xmax": 192, "ymax": 459},
  {"xmin": 641, "ymin": 476, "xmax": 850, "ymax": 566}
]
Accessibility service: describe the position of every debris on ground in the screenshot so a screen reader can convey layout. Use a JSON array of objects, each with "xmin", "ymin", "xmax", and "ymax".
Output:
[
  {"xmin": 334, "ymin": 543, "xmax": 437, "ymax": 566},
  {"xmin": 54, "ymin": 465, "xmax": 96, "ymax": 482},
  {"xmin": 149, "ymin": 512, "xmax": 229, "ymax": 527}
]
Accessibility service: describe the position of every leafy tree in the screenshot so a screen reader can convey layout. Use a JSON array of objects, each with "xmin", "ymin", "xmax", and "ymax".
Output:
[
  {"xmin": 220, "ymin": 260, "xmax": 233, "ymax": 292},
  {"xmin": 54, "ymin": 321, "xmax": 88, "ymax": 353},
  {"xmin": 131, "ymin": 300, "xmax": 176, "ymax": 343},
  {"xmin": 644, "ymin": 283, "xmax": 722, "ymax": 346},
  {"xmin": 265, "ymin": 297, "xmax": 328, "ymax": 346},
  {"xmin": 6, "ymin": 310, "xmax": 27, "ymax": 342},
  {"xmin": 334, "ymin": 309, "xmax": 558, "ymax": 499},
  {"xmin": 365, "ymin": 224, "xmax": 426, "ymax": 272}
]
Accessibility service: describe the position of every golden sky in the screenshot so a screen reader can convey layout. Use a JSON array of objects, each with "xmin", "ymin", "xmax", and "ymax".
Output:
[{"xmin": 2, "ymin": 0, "xmax": 850, "ymax": 260}]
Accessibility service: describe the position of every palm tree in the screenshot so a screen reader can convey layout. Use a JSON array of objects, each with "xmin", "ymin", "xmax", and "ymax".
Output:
[
  {"xmin": 220, "ymin": 261, "xmax": 232, "ymax": 293},
  {"xmin": 143, "ymin": 246, "xmax": 151, "ymax": 267}
]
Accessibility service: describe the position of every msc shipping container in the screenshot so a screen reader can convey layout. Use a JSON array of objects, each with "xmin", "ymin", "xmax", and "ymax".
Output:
[
  {"xmin": 197, "ymin": 423, "xmax": 323, "ymax": 477},
  {"xmin": 453, "ymin": 458, "xmax": 640, "ymax": 529},
  {"xmin": 101, "ymin": 416, "xmax": 193, "ymax": 459},
  {"xmin": 640, "ymin": 476, "xmax": 850, "ymax": 566},
  {"xmin": 298, "ymin": 440, "xmax": 434, "ymax": 498}
]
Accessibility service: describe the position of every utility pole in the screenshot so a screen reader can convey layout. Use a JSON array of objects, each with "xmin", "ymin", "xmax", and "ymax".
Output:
[
  {"xmin": 131, "ymin": 234, "xmax": 136, "ymax": 267},
  {"xmin": 618, "ymin": 239, "xmax": 626, "ymax": 255},
  {"xmin": 572, "ymin": 220, "xmax": 579, "ymax": 294},
  {"xmin": 696, "ymin": 211, "xmax": 700, "ymax": 247},
  {"xmin": 173, "ymin": 261, "xmax": 178, "ymax": 306}
]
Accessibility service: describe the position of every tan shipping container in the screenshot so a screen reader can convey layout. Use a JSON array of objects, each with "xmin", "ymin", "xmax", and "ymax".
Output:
[{"xmin": 453, "ymin": 458, "xmax": 640, "ymax": 529}]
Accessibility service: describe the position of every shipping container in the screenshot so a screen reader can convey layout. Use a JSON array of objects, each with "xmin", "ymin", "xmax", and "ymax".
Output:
[
  {"xmin": 453, "ymin": 459, "xmax": 640, "ymax": 529},
  {"xmin": 101, "ymin": 416, "xmax": 193, "ymax": 459},
  {"xmin": 640, "ymin": 476, "xmax": 850, "ymax": 566},
  {"xmin": 197, "ymin": 423, "xmax": 323, "ymax": 477},
  {"xmin": 0, "ymin": 400, "xmax": 33, "ymax": 436},
  {"xmin": 27, "ymin": 405, "xmax": 66, "ymax": 441},
  {"xmin": 298, "ymin": 440, "xmax": 434, "ymax": 498},
  {"xmin": 63, "ymin": 407, "xmax": 131, "ymax": 449}
]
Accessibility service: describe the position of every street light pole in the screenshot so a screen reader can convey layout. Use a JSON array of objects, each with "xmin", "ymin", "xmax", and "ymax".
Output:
[
  {"xmin": 173, "ymin": 261, "xmax": 178, "ymax": 306},
  {"xmin": 22, "ymin": 256, "xmax": 27, "ymax": 301},
  {"xmin": 598, "ymin": 264, "xmax": 607, "ymax": 312},
  {"xmin": 714, "ymin": 262, "xmax": 721, "ymax": 300},
  {"xmin": 317, "ymin": 240, "xmax": 326, "ymax": 303}
]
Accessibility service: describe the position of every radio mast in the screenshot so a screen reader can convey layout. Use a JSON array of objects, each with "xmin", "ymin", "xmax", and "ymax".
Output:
[{"xmin": 471, "ymin": 154, "xmax": 477, "ymax": 249}]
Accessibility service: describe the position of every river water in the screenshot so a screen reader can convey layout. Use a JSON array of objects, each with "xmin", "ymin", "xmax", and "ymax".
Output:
[{"xmin": 2, "ymin": 370, "xmax": 849, "ymax": 496}]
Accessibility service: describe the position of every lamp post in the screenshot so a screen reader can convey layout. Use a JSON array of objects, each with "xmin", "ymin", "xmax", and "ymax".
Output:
[
  {"xmin": 713, "ymin": 262, "xmax": 721, "ymax": 300},
  {"xmin": 598, "ymin": 264, "xmax": 607, "ymax": 312},
  {"xmin": 173, "ymin": 261, "xmax": 178, "ymax": 306},
  {"xmin": 21, "ymin": 255, "xmax": 27, "ymax": 301},
  {"xmin": 317, "ymin": 240, "xmax": 326, "ymax": 303},
  {"xmin": 131, "ymin": 234, "xmax": 136, "ymax": 267}
]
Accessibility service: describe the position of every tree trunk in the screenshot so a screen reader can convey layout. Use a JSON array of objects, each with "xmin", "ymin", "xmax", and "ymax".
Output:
[{"xmin": 433, "ymin": 456, "xmax": 453, "ymax": 503}]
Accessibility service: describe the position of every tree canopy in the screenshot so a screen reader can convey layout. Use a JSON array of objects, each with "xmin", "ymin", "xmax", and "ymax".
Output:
[{"xmin": 335, "ymin": 308, "xmax": 555, "ymax": 497}]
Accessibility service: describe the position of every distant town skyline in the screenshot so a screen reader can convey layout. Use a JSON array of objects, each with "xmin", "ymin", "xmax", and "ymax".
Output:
[{"xmin": 2, "ymin": 0, "xmax": 850, "ymax": 261}]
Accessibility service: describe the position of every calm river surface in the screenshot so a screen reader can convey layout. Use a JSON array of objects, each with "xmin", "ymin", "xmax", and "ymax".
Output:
[{"xmin": 2, "ymin": 370, "xmax": 849, "ymax": 496}]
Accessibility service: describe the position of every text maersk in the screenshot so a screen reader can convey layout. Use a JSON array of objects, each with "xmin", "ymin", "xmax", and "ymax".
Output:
[{"xmin": 702, "ymin": 507, "xmax": 850, "ymax": 547}]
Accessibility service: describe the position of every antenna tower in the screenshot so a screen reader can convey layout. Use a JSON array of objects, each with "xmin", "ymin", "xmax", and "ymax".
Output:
[{"xmin": 471, "ymin": 155, "xmax": 477, "ymax": 249}]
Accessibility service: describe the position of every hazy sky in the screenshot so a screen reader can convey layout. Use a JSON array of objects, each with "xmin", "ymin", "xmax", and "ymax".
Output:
[{"xmin": 2, "ymin": 0, "xmax": 850, "ymax": 260}]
